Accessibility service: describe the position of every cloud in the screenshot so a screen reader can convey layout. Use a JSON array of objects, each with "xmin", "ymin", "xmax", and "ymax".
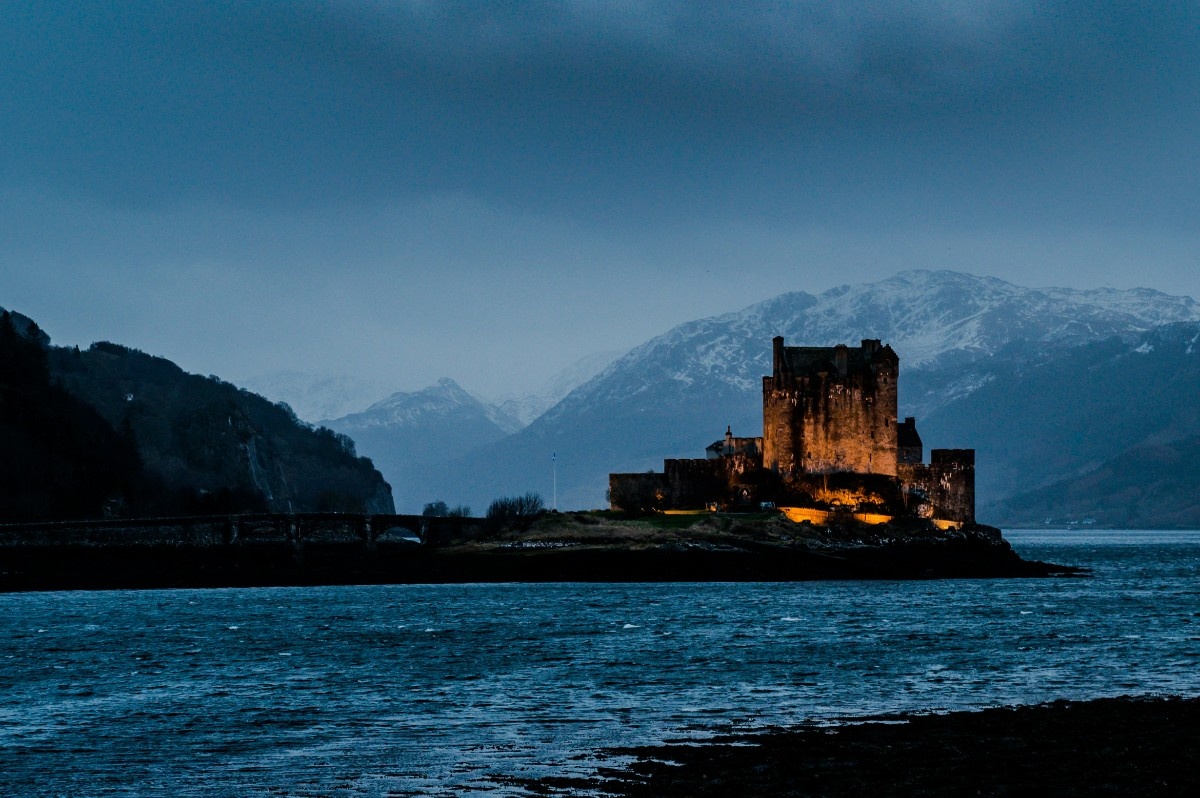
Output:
[{"xmin": 3, "ymin": 0, "xmax": 1196, "ymax": 221}]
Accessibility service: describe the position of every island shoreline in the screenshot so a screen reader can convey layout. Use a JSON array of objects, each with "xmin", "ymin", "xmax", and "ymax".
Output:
[{"xmin": 0, "ymin": 512, "xmax": 1085, "ymax": 592}]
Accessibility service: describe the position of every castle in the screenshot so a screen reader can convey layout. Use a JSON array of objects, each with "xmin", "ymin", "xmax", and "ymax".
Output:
[{"xmin": 608, "ymin": 337, "xmax": 975, "ymax": 527}]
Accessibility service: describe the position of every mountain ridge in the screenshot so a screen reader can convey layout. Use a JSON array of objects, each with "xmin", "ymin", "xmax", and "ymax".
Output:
[
  {"xmin": 393, "ymin": 270, "xmax": 1200, "ymax": 514},
  {"xmin": 237, "ymin": 371, "xmax": 390, "ymax": 425},
  {"xmin": 323, "ymin": 377, "xmax": 519, "ymax": 513}
]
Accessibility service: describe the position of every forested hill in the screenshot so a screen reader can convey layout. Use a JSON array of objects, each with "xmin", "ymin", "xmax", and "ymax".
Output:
[
  {"xmin": 0, "ymin": 309, "xmax": 393, "ymax": 521},
  {"xmin": 1, "ymin": 312, "xmax": 142, "ymax": 520}
]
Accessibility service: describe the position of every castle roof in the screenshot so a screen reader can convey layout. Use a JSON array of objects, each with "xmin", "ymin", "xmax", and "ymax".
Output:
[{"xmin": 779, "ymin": 340, "xmax": 896, "ymax": 377}]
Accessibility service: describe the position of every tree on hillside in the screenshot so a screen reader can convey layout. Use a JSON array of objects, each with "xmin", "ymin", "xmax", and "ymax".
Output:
[
  {"xmin": 423, "ymin": 500, "xmax": 450, "ymax": 517},
  {"xmin": 424, "ymin": 500, "xmax": 472, "ymax": 518},
  {"xmin": 485, "ymin": 492, "xmax": 544, "ymax": 532}
]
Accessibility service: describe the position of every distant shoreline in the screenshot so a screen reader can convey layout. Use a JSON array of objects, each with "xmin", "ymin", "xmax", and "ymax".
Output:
[
  {"xmin": 0, "ymin": 511, "xmax": 1083, "ymax": 592},
  {"xmin": 516, "ymin": 695, "xmax": 1200, "ymax": 797}
]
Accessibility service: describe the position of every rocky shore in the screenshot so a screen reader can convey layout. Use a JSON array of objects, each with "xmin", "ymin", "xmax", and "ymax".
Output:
[
  {"xmin": 517, "ymin": 695, "xmax": 1199, "ymax": 796},
  {"xmin": 0, "ymin": 511, "xmax": 1081, "ymax": 591},
  {"xmin": 445, "ymin": 512, "xmax": 1081, "ymax": 581}
]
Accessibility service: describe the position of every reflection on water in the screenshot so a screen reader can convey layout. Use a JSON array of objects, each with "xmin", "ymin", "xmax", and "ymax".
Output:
[{"xmin": 1, "ymin": 531, "xmax": 1197, "ymax": 796}]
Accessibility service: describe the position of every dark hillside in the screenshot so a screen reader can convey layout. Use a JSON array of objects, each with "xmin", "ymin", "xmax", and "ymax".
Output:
[
  {"xmin": 918, "ymin": 323, "xmax": 1200, "ymax": 526},
  {"xmin": 0, "ymin": 313, "xmax": 141, "ymax": 520},
  {"xmin": 987, "ymin": 434, "xmax": 1200, "ymax": 528},
  {"xmin": 0, "ymin": 305, "xmax": 393, "ymax": 520},
  {"xmin": 48, "ymin": 341, "xmax": 394, "ymax": 515}
]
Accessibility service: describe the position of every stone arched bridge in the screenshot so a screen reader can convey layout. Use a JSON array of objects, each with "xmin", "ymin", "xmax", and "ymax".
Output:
[
  {"xmin": 0, "ymin": 512, "xmax": 483, "ymax": 549},
  {"xmin": 0, "ymin": 513, "xmax": 498, "ymax": 591}
]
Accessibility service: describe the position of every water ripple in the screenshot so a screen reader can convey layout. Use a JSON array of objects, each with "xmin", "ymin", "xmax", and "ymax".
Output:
[{"xmin": 0, "ymin": 530, "xmax": 1197, "ymax": 795}]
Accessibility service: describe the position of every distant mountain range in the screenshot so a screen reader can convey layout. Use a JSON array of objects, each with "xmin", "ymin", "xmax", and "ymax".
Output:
[
  {"xmin": 490, "ymin": 350, "xmax": 625, "ymax": 427},
  {"xmin": 322, "ymin": 378, "xmax": 518, "ymax": 514},
  {"xmin": 237, "ymin": 371, "xmax": 391, "ymax": 425},
  {"xmin": 359, "ymin": 270, "xmax": 1200, "ymax": 525},
  {"xmin": 10, "ymin": 268, "xmax": 1200, "ymax": 528},
  {"xmin": 320, "ymin": 351, "xmax": 622, "ymax": 513}
]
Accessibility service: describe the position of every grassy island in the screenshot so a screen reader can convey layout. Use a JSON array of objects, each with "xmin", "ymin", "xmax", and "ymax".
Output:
[
  {"xmin": 413, "ymin": 510, "xmax": 1078, "ymax": 582},
  {"xmin": 0, "ymin": 510, "xmax": 1079, "ymax": 592}
]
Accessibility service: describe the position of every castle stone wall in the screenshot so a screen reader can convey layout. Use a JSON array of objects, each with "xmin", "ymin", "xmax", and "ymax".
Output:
[
  {"xmin": 763, "ymin": 338, "xmax": 898, "ymax": 479},
  {"xmin": 898, "ymin": 449, "xmax": 976, "ymax": 524},
  {"xmin": 664, "ymin": 458, "xmax": 732, "ymax": 508}
]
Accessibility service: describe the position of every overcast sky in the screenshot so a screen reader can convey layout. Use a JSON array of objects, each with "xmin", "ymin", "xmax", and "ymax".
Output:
[{"xmin": 3, "ymin": 1, "xmax": 1198, "ymax": 398}]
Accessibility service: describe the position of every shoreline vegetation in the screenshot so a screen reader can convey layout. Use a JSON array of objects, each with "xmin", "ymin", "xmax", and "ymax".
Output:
[
  {"xmin": 0, "ymin": 511, "xmax": 1081, "ymax": 592},
  {"xmin": 427, "ymin": 511, "xmax": 1081, "ymax": 581},
  {"xmin": 514, "ymin": 695, "xmax": 1199, "ymax": 796}
]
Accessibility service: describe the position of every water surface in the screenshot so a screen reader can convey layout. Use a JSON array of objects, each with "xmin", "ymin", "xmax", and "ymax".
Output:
[{"xmin": 1, "ymin": 530, "xmax": 1197, "ymax": 795}]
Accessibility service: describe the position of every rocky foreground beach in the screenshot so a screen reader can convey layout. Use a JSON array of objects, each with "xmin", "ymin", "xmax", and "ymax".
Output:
[{"xmin": 515, "ymin": 695, "xmax": 1199, "ymax": 796}]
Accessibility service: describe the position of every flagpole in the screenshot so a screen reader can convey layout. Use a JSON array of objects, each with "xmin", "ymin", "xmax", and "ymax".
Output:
[{"xmin": 552, "ymin": 451, "xmax": 557, "ymax": 511}]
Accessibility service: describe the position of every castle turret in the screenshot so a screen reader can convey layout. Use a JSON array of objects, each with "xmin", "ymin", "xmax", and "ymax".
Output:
[
  {"xmin": 898, "ymin": 417, "xmax": 923, "ymax": 464},
  {"xmin": 771, "ymin": 335, "xmax": 787, "ymax": 385},
  {"xmin": 834, "ymin": 344, "xmax": 849, "ymax": 378}
]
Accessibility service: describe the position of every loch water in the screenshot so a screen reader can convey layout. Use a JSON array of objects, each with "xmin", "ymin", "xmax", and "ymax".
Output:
[{"xmin": 1, "ymin": 530, "xmax": 1198, "ymax": 796}]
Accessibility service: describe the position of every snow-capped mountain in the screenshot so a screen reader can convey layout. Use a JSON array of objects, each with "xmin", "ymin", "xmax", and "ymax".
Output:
[
  {"xmin": 491, "ymin": 350, "xmax": 625, "ymax": 427},
  {"xmin": 327, "ymin": 377, "xmax": 522, "ymax": 437},
  {"xmin": 547, "ymin": 270, "xmax": 1200, "ymax": 423},
  {"xmin": 410, "ymin": 270, "xmax": 1200, "ymax": 513},
  {"xmin": 245, "ymin": 349, "xmax": 624, "ymax": 439},
  {"xmin": 312, "ymin": 355, "xmax": 622, "ymax": 511},
  {"xmin": 323, "ymin": 378, "xmax": 522, "ymax": 512},
  {"xmin": 238, "ymin": 370, "xmax": 390, "ymax": 424}
]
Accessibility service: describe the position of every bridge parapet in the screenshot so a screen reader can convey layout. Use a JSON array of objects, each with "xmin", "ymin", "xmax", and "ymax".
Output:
[{"xmin": 0, "ymin": 513, "xmax": 445, "ymax": 548}]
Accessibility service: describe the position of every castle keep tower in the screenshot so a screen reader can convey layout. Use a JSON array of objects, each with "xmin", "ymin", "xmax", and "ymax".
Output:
[
  {"xmin": 609, "ymin": 335, "xmax": 974, "ymax": 525},
  {"xmin": 762, "ymin": 336, "xmax": 899, "ymax": 479}
]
